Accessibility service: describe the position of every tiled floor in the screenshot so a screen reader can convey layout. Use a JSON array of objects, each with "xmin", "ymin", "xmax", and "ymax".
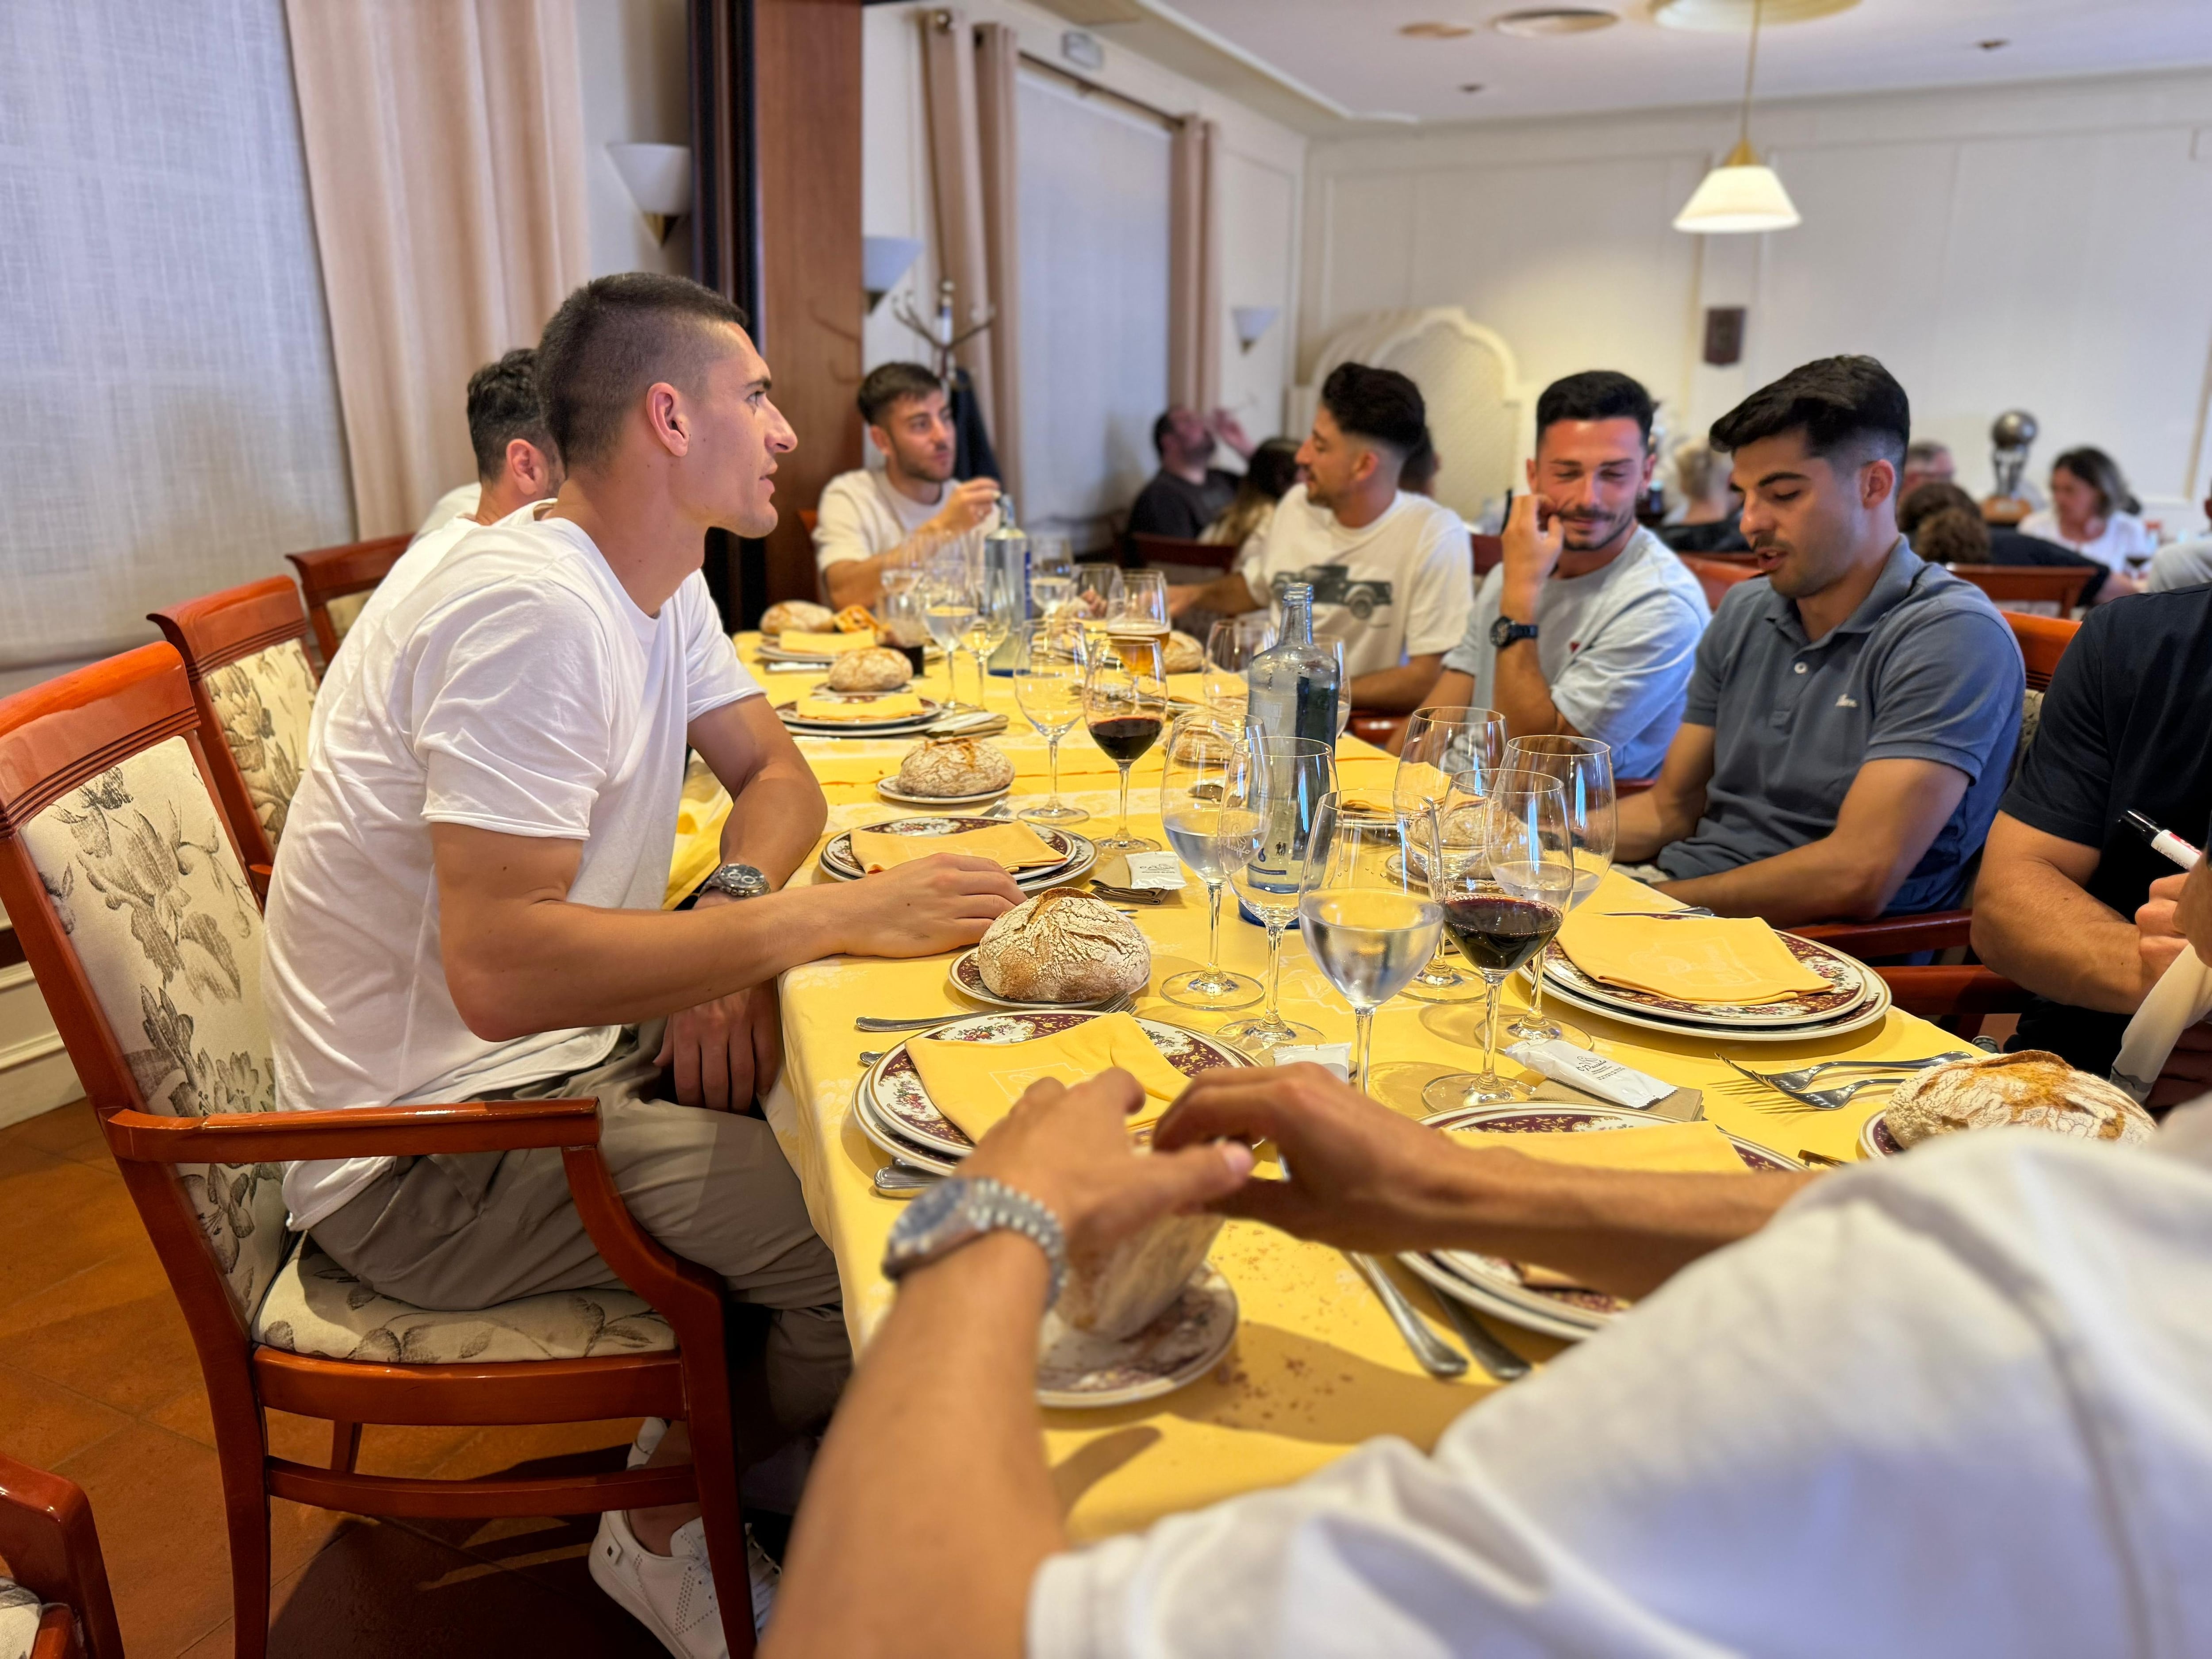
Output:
[{"xmin": 0, "ymin": 1100, "xmax": 676, "ymax": 1657}]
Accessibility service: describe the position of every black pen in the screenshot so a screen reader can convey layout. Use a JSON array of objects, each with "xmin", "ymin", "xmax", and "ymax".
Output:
[{"xmin": 2124, "ymin": 810, "xmax": 2202, "ymax": 872}]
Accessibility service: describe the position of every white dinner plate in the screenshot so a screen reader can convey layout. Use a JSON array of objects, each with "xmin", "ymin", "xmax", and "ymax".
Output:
[
  {"xmin": 1537, "ymin": 970, "xmax": 1894, "ymax": 1046},
  {"xmin": 1539, "ymin": 931, "xmax": 1872, "ymax": 1029}
]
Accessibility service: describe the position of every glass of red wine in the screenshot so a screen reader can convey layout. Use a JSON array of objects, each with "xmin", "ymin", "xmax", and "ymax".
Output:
[
  {"xmin": 1083, "ymin": 634, "xmax": 1168, "ymax": 852},
  {"xmin": 1421, "ymin": 769, "xmax": 1572, "ymax": 1111}
]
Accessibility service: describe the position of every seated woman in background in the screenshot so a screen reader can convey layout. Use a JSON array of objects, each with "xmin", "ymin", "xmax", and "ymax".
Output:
[
  {"xmin": 1655, "ymin": 437, "xmax": 1748, "ymax": 553},
  {"xmin": 2019, "ymin": 446, "xmax": 2155, "ymax": 581},
  {"xmin": 1198, "ymin": 435, "xmax": 1302, "ymax": 560},
  {"xmin": 1899, "ymin": 481, "xmax": 2116, "ymax": 603}
]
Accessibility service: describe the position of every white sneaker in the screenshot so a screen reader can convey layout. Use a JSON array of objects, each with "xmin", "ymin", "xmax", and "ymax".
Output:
[
  {"xmin": 589, "ymin": 1505, "xmax": 778, "ymax": 1655},
  {"xmin": 627, "ymin": 1416, "xmax": 670, "ymax": 1470}
]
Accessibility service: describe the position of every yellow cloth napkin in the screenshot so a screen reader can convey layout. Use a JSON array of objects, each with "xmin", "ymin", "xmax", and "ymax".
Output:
[
  {"xmin": 908, "ymin": 1012, "xmax": 1192, "ymax": 1141},
  {"xmin": 780, "ymin": 630, "xmax": 877, "ymax": 655},
  {"xmin": 1447, "ymin": 1119, "xmax": 1747, "ymax": 1174},
  {"xmin": 793, "ymin": 693, "xmax": 928, "ymax": 722},
  {"xmin": 1557, "ymin": 910, "xmax": 1828, "ymax": 1004},
  {"xmin": 849, "ymin": 821, "xmax": 1065, "ymax": 871}
]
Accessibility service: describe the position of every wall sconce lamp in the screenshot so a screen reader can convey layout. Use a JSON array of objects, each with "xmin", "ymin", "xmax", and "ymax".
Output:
[
  {"xmin": 607, "ymin": 142, "xmax": 692, "ymax": 245},
  {"xmin": 1233, "ymin": 306, "xmax": 1279, "ymax": 354},
  {"xmin": 864, "ymin": 236, "xmax": 926, "ymax": 312}
]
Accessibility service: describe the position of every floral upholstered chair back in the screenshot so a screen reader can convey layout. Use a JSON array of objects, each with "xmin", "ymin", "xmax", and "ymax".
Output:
[
  {"xmin": 203, "ymin": 637, "xmax": 317, "ymax": 849},
  {"xmin": 19, "ymin": 736, "xmax": 289, "ymax": 1323}
]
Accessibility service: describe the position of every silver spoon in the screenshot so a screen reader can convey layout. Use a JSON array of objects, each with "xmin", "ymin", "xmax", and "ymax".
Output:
[{"xmin": 1347, "ymin": 1252, "xmax": 1466, "ymax": 1379}]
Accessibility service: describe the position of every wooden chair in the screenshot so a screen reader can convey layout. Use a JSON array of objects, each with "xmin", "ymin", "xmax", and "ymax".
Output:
[
  {"xmin": 1679, "ymin": 554, "xmax": 1763, "ymax": 611},
  {"xmin": 285, "ymin": 533, "xmax": 411, "ymax": 665},
  {"xmin": 1944, "ymin": 563, "xmax": 2096, "ymax": 614},
  {"xmin": 799, "ymin": 508, "xmax": 818, "ymax": 535},
  {"xmin": 147, "ymin": 578, "xmax": 319, "ymax": 876},
  {"xmin": 0, "ymin": 1454, "xmax": 123, "ymax": 1659},
  {"xmin": 1872, "ymin": 965, "xmax": 2032, "ymax": 1044},
  {"xmin": 0, "ymin": 646, "xmax": 757, "ymax": 1659},
  {"xmin": 1129, "ymin": 532, "xmax": 1237, "ymax": 575},
  {"xmin": 2007, "ymin": 609, "xmax": 2078, "ymax": 691},
  {"xmin": 1469, "ymin": 533, "xmax": 1502, "ymax": 578},
  {"xmin": 1346, "ymin": 712, "xmax": 1409, "ymax": 750}
]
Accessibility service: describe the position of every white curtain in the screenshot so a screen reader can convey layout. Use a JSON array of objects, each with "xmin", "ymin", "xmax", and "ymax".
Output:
[{"xmin": 0, "ymin": 0, "xmax": 353, "ymax": 689}]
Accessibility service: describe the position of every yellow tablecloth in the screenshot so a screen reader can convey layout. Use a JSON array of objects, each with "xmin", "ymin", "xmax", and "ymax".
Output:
[{"xmin": 671, "ymin": 634, "xmax": 1962, "ymax": 1542}]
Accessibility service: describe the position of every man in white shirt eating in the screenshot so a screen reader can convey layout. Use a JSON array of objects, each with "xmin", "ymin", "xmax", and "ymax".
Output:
[
  {"xmin": 811, "ymin": 361, "xmax": 1000, "ymax": 611},
  {"xmin": 1170, "ymin": 363, "xmax": 1472, "ymax": 712},
  {"xmin": 1426, "ymin": 370, "xmax": 1710, "ymax": 781},
  {"xmin": 762, "ymin": 851, "xmax": 2212, "ymax": 1658},
  {"xmin": 264, "ymin": 273, "xmax": 1024, "ymax": 1651}
]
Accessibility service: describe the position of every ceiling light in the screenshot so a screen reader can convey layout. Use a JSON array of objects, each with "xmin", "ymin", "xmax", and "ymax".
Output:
[
  {"xmin": 1651, "ymin": 0, "xmax": 1855, "ymax": 28},
  {"xmin": 1401, "ymin": 20, "xmax": 1476, "ymax": 37},
  {"xmin": 1491, "ymin": 8, "xmax": 1619, "ymax": 38},
  {"xmin": 1674, "ymin": 0, "xmax": 1800, "ymax": 234}
]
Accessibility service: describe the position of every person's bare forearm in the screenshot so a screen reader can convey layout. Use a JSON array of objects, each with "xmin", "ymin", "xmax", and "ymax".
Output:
[
  {"xmin": 716, "ymin": 760, "xmax": 826, "ymax": 887},
  {"xmin": 822, "ymin": 557, "xmax": 883, "ymax": 612},
  {"xmin": 1616, "ymin": 783, "xmax": 1699, "ymax": 863},
  {"xmin": 1654, "ymin": 832, "xmax": 1905, "ymax": 926},
  {"xmin": 1169, "ymin": 572, "xmax": 1261, "ymax": 619},
  {"xmin": 766, "ymin": 1233, "xmax": 1058, "ymax": 1659},
  {"xmin": 1972, "ymin": 856, "xmax": 2144, "ymax": 1014},
  {"xmin": 1348, "ymin": 656, "xmax": 1445, "ymax": 715},
  {"xmin": 1490, "ymin": 641, "xmax": 1570, "ymax": 740}
]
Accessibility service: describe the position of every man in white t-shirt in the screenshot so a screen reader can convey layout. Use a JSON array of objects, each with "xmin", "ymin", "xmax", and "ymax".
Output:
[
  {"xmin": 1169, "ymin": 364, "xmax": 1471, "ymax": 711},
  {"xmin": 265, "ymin": 273, "xmax": 1024, "ymax": 1652},
  {"xmin": 759, "ymin": 860, "xmax": 2212, "ymax": 1658},
  {"xmin": 1429, "ymin": 371, "xmax": 1710, "ymax": 780},
  {"xmin": 334, "ymin": 349, "xmax": 566, "ymax": 657},
  {"xmin": 811, "ymin": 361, "xmax": 1000, "ymax": 611}
]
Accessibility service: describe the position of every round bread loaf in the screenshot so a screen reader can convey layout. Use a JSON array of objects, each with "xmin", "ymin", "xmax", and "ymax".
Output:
[
  {"xmin": 977, "ymin": 891, "xmax": 1151, "ymax": 1003},
  {"xmin": 827, "ymin": 646, "xmax": 914, "ymax": 692},
  {"xmin": 896, "ymin": 736, "xmax": 1014, "ymax": 797},
  {"xmin": 1886, "ymin": 1049, "xmax": 2155, "ymax": 1148},
  {"xmin": 762, "ymin": 599, "xmax": 834, "ymax": 635},
  {"xmin": 1163, "ymin": 629, "xmax": 1206, "ymax": 674}
]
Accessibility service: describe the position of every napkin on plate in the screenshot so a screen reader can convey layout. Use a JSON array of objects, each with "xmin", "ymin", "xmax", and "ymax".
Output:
[
  {"xmin": 1557, "ymin": 910, "xmax": 1828, "ymax": 1003},
  {"xmin": 1446, "ymin": 1119, "xmax": 1747, "ymax": 1173},
  {"xmin": 793, "ymin": 693, "xmax": 928, "ymax": 722},
  {"xmin": 780, "ymin": 630, "xmax": 877, "ymax": 655},
  {"xmin": 907, "ymin": 1012, "xmax": 1193, "ymax": 1141},
  {"xmin": 849, "ymin": 821, "xmax": 1065, "ymax": 872}
]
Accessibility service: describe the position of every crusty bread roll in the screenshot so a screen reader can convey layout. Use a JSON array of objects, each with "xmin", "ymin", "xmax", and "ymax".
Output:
[
  {"xmin": 827, "ymin": 646, "xmax": 914, "ymax": 692},
  {"xmin": 1163, "ymin": 629, "xmax": 1206, "ymax": 674},
  {"xmin": 977, "ymin": 890, "xmax": 1150, "ymax": 1002},
  {"xmin": 760, "ymin": 599, "xmax": 834, "ymax": 635},
  {"xmin": 833, "ymin": 604, "xmax": 880, "ymax": 634},
  {"xmin": 896, "ymin": 736, "xmax": 1014, "ymax": 797},
  {"xmin": 1886, "ymin": 1049, "xmax": 2156, "ymax": 1148},
  {"xmin": 1058, "ymin": 1209, "xmax": 1221, "ymax": 1339}
]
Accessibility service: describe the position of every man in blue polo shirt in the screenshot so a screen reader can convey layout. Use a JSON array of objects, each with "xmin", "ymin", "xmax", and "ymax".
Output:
[{"xmin": 1615, "ymin": 356, "xmax": 2022, "ymax": 924}]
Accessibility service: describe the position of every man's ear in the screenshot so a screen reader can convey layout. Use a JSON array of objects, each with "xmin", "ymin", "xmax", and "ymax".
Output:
[
  {"xmin": 1349, "ymin": 446, "xmax": 1379, "ymax": 489},
  {"xmin": 645, "ymin": 382, "xmax": 688, "ymax": 456},
  {"xmin": 1864, "ymin": 456, "xmax": 1897, "ymax": 511},
  {"xmin": 866, "ymin": 422, "xmax": 892, "ymax": 460}
]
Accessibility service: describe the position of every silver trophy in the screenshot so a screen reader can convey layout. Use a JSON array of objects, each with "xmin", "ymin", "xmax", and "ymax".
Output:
[{"xmin": 1990, "ymin": 410, "xmax": 2039, "ymax": 501}]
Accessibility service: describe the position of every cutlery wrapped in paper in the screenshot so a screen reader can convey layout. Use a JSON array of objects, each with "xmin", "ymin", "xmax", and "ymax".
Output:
[{"xmin": 1055, "ymin": 1206, "xmax": 1223, "ymax": 1341}]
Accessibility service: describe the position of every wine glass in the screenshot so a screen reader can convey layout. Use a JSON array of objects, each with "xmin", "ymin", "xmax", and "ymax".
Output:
[
  {"xmin": 1394, "ymin": 706, "xmax": 1507, "ymax": 1002},
  {"xmin": 1217, "ymin": 735, "xmax": 1337, "ymax": 1056},
  {"xmin": 1072, "ymin": 564, "xmax": 1121, "ymax": 622},
  {"xmin": 1029, "ymin": 536, "xmax": 1075, "ymax": 616},
  {"xmin": 1328, "ymin": 637, "xmax": 1351, "ymax": 743},
  {"xmin": 1203, "ymin": 614, "xmax": 1272, "ymax": 726},
  {"xmin": 1159, "ymin": 714, "xmax": 1263, "ymax": 1010},
  {"xmin": 1014, "ymin": 619, "xmax": 1088, "ymax": 825},
  {"xmin": 1420, "ymin": 771, "xmax": 1571, "ymax": 1111},
  {"xmin": 1503, "ymin": 736, "xmax": 1616, "ymax": 1044},
  {"xmin": 1300, "ymin": 794, "xmax": 1444, "ymax": 1095},
  {"xmin": 964, "ymin": 556, "xmax": 1020, "ymax": 693},
  {"xmin": 920, "ymin": 561, "xmax": 979, "ymax": 709},
  {"xmin": 1083, "ymin": 633, "xmax": 1168, "ymax": 852}
]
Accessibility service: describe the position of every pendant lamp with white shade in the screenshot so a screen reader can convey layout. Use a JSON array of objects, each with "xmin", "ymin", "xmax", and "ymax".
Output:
[{"xmin": 1674, "ymin": 0, "xmax": 1800, "ymax": 234}]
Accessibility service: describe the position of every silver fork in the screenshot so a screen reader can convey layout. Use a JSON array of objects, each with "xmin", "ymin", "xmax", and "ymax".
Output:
[
  {"xmin": 1725, "ymin": 1052, "xmax": 1972, "ymax": 1092},
  {"xmin": 855, "ymin": 989, "xmax": 1134, "ymax": 1033},
  {"xmin": 1720, "ymin": 1055, "xmax": 1916, "ymax": 1111}
]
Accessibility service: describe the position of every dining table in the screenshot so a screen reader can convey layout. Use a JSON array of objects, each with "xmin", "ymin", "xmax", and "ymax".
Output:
[{"xmin": 667, "ymin": 630, "xmax": 1965, "ymax": 1543}]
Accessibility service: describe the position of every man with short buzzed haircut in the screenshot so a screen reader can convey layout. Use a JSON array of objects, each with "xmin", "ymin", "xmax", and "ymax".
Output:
[
  {"xmin": 267, "ymin": 273, "xmax": 1024, "ymax": 1651},
  {"xmin": 811, "ymin": 361, "xmax": 1000, "ymax": 611}
]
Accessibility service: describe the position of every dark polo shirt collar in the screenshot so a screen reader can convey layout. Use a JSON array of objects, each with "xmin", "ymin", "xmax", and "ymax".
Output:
[{"xmin": 1761, "ymin": 537, "xmax": 1924, "ymax": 650}]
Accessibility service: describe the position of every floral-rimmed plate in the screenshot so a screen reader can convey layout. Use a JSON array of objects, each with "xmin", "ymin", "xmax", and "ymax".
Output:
[
  {"xmin": 876, "ymin": 779, "xmax": 1013, "ymax": 809},
  {"xmin": 1858, "ymin": 1109, "xmax": 1902, "ymax": 1160},
  {"xmin": 820, "ymin": 817, "xmax": 1095, "ymax": 892},
  {"xmin": 944, "ymin": 947, "xmax": 1130, "ymax": 1011},
  {"xmin": 776, "ymin": 693, "xmax": 944, "ymax": 735},
  {"xmin": 1539, "ymin": 931, "xmax": 1870, "ymax": 1028},
  {"xmin": 858, "ymin": 1010, "xmax": 1250, "ymax": 1166},
  {"xmin": 1400, "ymin": 1104, "xmax": 1801, "ymax": 1340},
  {"xmin": 1537, "ymin": 970, "xmax": 1893, "ymax": 1046},
  {"xmin": 1037, "ymin": 1263, "xmax": 1238, "ymax": 1409}
]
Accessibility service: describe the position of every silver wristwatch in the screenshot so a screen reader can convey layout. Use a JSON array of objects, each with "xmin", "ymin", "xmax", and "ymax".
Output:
[
  {"xmin": 698, "ymin": 861, "xmax": 770, "ymax": 901},
  {"xmin": 881, "ymin": 1176, "xmax": 1068, "ymax": 1307}
]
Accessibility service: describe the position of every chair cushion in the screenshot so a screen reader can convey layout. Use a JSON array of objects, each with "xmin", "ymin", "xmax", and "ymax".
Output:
[
  {"xmin": 204, "ymin": 637, "xmax": 317, "ymax": 847},
  {"xmin": 0, "ymin": 1581, "xmax": 39, "ymax": 1659},
  {"xmin": 255, "ymin": 1241, "xmax": 675, "ymax": 1363},
  {"xmin": 20, "ymin": 737, "xmax": 290, "ymax": 1321}
]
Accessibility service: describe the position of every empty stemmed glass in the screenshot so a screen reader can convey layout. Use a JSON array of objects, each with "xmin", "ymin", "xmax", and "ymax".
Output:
[
  {"xmin": 1300, "ymin": 794, "xmax": 1444, "ymax": 1095},
  {"xmin": 1204, "ymin": 613, "xmax": 1272, "ymax": 727},
  {"xmin": 1420, "ymin": 770, "xmax": 1573, "ymax": 1110},
  {"xmin": 920, "ymin": 561, "xmax": 979, "ymax": 709},
  {"xmin": 964, "ymin": 554, "xmax": 1021, "ymax": 690},
  {"xmin": 1083, "ymin": 633, "xmax": 1167, "ymax": 851},
  {"xmin": 1158, "ymin": 714, "xmax": 1262, "ymax": 1010},
  {"xmin": 1503, "ymin": 736, "xmax": 1615, "ymax": 1044},
  {"xmin": 1014, "ymin": 618, "xmax": 1088, "ymax": 825},
  {"xmin": 1394, "ymin": 705, "xmax": 1506, "ymax": 1002},
  {"xmin": 1216, "ymin": 735, "xmax": 1337, "ymax": 1056},
  {"xmin": 1029, "ymin": 536, "xmax": 1075, "ymax": 616}
]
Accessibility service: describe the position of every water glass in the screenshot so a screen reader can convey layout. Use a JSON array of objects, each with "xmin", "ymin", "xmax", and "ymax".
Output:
[
  {"xmin": 919, "ymin": 565, "xmax": 979, "ymax": 708},
  {"xmin": 1204, "ymin": 614, "xmax": 1272, "ymax": 726},
  {"xmin": 1083, "ymin": 634, "xmax": 1167, "ymax": 852},
  {"xmin": 1014, "ymin": 619, "xmax": 1088, "ymax": 825},
  {"xmin": 1159, "ymin": 714, "xmax": 1262, "ymax": 1010},
  {"xmin": 1217, "ymin": 735, "xmax": 1338, "ymax": 1056},
  {"xmin": 1029, "ymin": 536, "xmax": 1075, "ymax": 618},
  {"xmin": 1299, "ymin": 795, "xmax": 1443, "ymax": 1094},
  {"xmin": 1502, "ymin": 736, "xmax": 1615, "ymax": 1043},
  {"xmin": 1394, "ymin": 706, "xmax": 1507, "ymax": 1002}
]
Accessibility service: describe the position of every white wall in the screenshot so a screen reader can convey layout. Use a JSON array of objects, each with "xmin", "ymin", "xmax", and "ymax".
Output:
[
  {"xmin": 574, "ymin": 0, "xmax": 693, "ymax": 280},
  {"xmin": 1302, "ymin": 69, "xmax": 2212, "ymax": 534},
  {"xmin": 862, "ymin": 0, "xmax": 1309, "ymax": 535}
]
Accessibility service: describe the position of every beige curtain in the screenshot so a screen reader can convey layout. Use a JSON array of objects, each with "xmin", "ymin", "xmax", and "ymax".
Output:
[
  {"xmin": 973, "ymin": 22, "xmax": 1023, "ymax": 505},
  {"xmin": 1168, "ymin": 117, "xmax": 1221, "ymax": 415},
  {"xmin": 284, "ymin": 0, "xmax": 591, "ymax": 536}
]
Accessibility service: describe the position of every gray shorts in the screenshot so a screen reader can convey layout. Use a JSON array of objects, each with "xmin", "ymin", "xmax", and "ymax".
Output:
[{"xmin": 310, "ymin": 1025, "xmax": 849, "ymax": 1441}]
